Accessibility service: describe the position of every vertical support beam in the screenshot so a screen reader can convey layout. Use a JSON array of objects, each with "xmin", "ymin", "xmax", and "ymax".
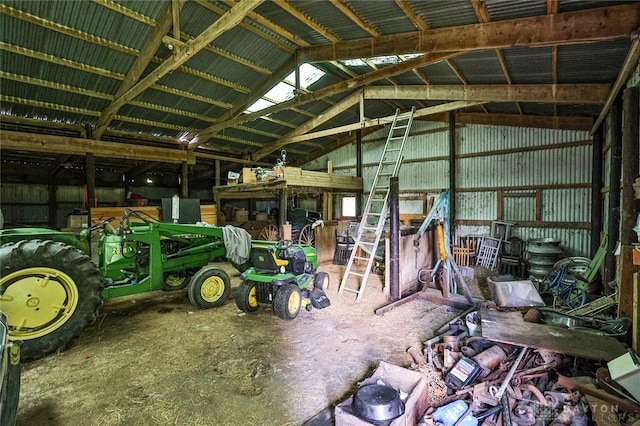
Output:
[
  {"xmin": 497, "ymin": 190, "xmax": 504, "ymax": 220},
  {"xmin": 389, "ymin": 177, "xmax": 400, "ymax": 301},
  {"xmin": 279, "ymin": 189, "xmax": 287, "ymax": 227},
  {"xmin": 617, "ymin": 87, "xmax": 639, "ymax": 319},
  {"xmin": 86, "ymin": 153, "xmax": 96, "ymax": 208},
  {"xmin": 621, "ymin": 86, "xmax": 639, "ymax": 244},
  {"xmin": 356, "ymin": 129, "xmax": 362, "ymax": 217},
  {"xmin": 448, "ymin": 111, "xmax": 456, "ymax": 234},
  {"xmin": 591, "ymin": 125, "xmax": 604, "ymax": 257},
  {"xmin": 181, "ymin": 161, "xmax": 189, "ymax": 198},
  {"xmin": 535, "ymin": 189, "xmax": 543, "ymax": 222},
  {"xmin": 605, "ymin": 98, "xmax": 622, "ymax": 289},
  {"xmin": 48, "ymin": 184, "xmax": 57, "ymax": 229},
  {"xmin": 359, "ymin": 90, "xmax": 365, "ymax": 122}
]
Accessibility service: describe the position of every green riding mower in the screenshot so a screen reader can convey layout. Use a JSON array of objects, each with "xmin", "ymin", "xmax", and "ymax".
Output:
[{"xmin": 235, "ymin": 240, "xmax": 330, "ymax": 320}]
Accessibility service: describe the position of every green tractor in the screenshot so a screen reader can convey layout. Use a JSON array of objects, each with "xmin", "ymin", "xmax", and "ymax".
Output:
[
  {"xmin": 235, "ymin": 240, "xmax": 330, "ymax": 320},
  {"xmin": 0, "ymin": 209, "xmax": 251, "ymax": 361}
]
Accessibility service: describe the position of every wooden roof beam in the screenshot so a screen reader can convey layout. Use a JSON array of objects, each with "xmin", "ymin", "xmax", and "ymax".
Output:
[
  {"xmin": 363, "ymin": 84, "xmax": 610, "ymax": 104},
  {"xmin": 266, "ymin": 101, "xmax": 484, "ymax": 147},
  {"xmin": 436, "ymin": 111, "xmax": 594, "ymax": 132},
  {"xmin": 1, "ymin": 130, "xmax": 195, "ymax": 164},
  {"xmin": 298, "ymin": 3, "xmax": 640, "ymax": 62}
]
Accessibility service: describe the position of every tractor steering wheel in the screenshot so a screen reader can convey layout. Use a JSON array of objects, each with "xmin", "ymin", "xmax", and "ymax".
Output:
[
  {"xmin": 87, "ymin": 217, "xmax": 116, "ymax": 233},
  {"xmin": 275, "ymin": 239, "xmax": 293, "ymax": 251}
]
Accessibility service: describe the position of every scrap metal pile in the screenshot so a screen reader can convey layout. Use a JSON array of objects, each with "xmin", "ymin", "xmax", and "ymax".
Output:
[{"xmin": 406, "ymin": 303, "xmax": 640, "ymax": 426}]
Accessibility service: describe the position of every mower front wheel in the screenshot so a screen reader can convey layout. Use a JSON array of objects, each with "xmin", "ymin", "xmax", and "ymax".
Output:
[
  {"xmin": 235, "ymin": 281, "xmax": 260, "ymax": 313},
  {"xmin": 273, "ymin": 283, "xmax": 301, "ymax": 320},
  {"xmin": 314, "ymin": 272, "xmax": 329, "ymax": 290},
  {"xmin": 188, "ymin": 266, "xmax": 231, "ymax": 309}
]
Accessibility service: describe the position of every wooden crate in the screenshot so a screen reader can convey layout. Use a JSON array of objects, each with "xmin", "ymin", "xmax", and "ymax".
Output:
[
  {"xmin": 241, "ymin": 168, "xmax": 257, "ymax": 184},
  {"xmin": 200, "ymin": 205, "xmax": 218, "ymax": 225}
]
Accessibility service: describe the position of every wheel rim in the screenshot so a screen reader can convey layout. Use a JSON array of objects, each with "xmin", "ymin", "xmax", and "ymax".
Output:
[
  {"xmin": 258, "ymin": 224, "xmax": 279, "ymax": 241},
  {"xmin": 0, "ymin": 267, "xmax": 79, "ymax": 340},
  {"xmin": 299, "ymin": 225, "xmax": 314, "ymax": 247},
  {"xmin": 288, "ymin": 290, "xmax": 301, "ymax": 314},
  {"xmin": 200, "ymin": 276, "xmax": 225, "ymax": 302},
  {"xmin": 165, "ymin": 274, "xmax": 186, "ymax": 288},
  {"xmin": 248, "ymin": 285, "xmax": 258, "ymax": 308}
]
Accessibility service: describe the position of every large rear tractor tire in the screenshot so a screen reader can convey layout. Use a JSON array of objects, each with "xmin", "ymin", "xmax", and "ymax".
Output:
[
  {"xmin": 273, "ymin": 283, "xmax": 302, "ymax": 320},
  {"xmin": 188, "ymin": 266, "xmax": 231, "ymax": 309},
  {"xmin": 0, "ymin": 240, "xmax": 105, "ymax": 361},
  {"xmin": 234, "ymin": 281, "xmax": 260, "ymax": 313}
]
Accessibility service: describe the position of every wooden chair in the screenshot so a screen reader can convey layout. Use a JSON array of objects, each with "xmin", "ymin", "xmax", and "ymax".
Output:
[
  {"xmin": 452, "ymin": 234, "xmax": 483, "ymax": 266},
  {"xmin": 476, "ymin": 236, "xmax": 502, "ymax": 269}
]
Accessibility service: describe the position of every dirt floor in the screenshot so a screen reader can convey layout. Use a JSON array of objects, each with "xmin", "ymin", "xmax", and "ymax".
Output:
[{"xmin": 15, "ymin": 263, "xmax": 481, "ymax": 426}]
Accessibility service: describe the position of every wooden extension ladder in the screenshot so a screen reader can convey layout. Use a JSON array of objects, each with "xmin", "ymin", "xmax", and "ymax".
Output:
[{"xmin": 338, "ymin": 107, "xmax": 415, "ymax": 301}]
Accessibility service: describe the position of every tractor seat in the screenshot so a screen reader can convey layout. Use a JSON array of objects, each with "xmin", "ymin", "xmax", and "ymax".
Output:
[{"xmin": 251, "ymin": 247, "xmax": 288, "ymax": 272}]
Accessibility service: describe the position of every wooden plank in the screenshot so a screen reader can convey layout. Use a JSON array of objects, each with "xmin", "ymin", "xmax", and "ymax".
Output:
[
  {"xmin": 299, "ymin": 3, "xmax": 640, "ymax": 62},
  {"xmin": 480, "ymin": 305, "xmax": 627, "ymax": 361}
]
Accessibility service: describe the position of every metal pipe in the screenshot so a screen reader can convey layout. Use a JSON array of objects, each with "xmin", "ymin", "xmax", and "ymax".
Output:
[
  {"xmin": 493, "ymin": 346, "xmax": 528, "ymax": 399},
  {"xmin": 389, "ymin": 176, "xmax": 400, "ymax": 301}
]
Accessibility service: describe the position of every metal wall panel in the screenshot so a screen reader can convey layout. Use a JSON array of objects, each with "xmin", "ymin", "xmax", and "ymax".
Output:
[
  {"xmin": 304, "ymin": 121, "xmax": 594, "ymax": 259},
  {"xmin": 2, "ymin": 183, "xmax": 48, "ymax": 203}
]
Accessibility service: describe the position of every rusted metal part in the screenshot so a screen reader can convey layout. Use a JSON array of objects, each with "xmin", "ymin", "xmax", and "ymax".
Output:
[{"xmin": 519, "ymin": 384, "xmax": 547, "ymax": 404}]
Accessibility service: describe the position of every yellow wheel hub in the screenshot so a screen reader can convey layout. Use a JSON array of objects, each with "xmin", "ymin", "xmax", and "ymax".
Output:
[
  {"xmin": 288, "ymin": 290, "xmax": 301, "ymax": 313},
  {"xmin": 0, "ymin": 267, "xmax": 79, "ymax": 340},
  {"xmin": 165, "ymin": 275, "xmax": 185, "ymax": 288},
  {"xmin": 248, "ymin": 286, "xmax": 258, "ymax": 308},
  {"xmin": 200, "ymin": 276, "xmax": 225, "ymax": 302}
]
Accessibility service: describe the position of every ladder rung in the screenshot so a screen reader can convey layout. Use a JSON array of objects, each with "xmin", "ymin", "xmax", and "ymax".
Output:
[
  {"xmin": 366, "ymin": 213, "xmax": 382, "ymax": 217},
  {"xmin": 354, "ymin": 256, "xmax": 370, "ymax": 261},
  {"xmin": 347, "ymin": 271, "xmax": 365, "ymax": 277},
  {"xmin": 394, "ymin": 125, "xmax": 408, "ymax": 129},
  {"xmin": 386, "ymin": 148, "xmax": 402, "ymax": 152},
  {"xmin": 359, "ymin": 241, "xmax": 375, "ymax": 246},
  {"xmin": 381, "ymin": 161, "xmax": 396, "ymax": 165},
  {"xmin": 341, "ymin": 287, "xmax": 360, "ymax": 294}
]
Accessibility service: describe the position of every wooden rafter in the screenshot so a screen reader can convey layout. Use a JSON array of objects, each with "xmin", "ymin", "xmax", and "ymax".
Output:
[
  {"xmin": 274, "ymin": 0, "xmax": 340, "ymax": 42},
  {"xmin": 363, "ymin": 84, "xmax": 610, "ymax": 104},
  {"xmin": 298, "ymin": 3, "xmax": 640, "ymax": 62},
  {"xmin": 548, "ymin": 0, "xmax": 559, "ymax": 117},
  {"xmin": 591, "ymin": 36, "xmax": 640, "ymax": 134},
  {"xmin": 195, "ymin": 51, "xmax": 459, "ymax": 143},
  {"xmin": 252, "ymin": 91, "xmax": 362, "ymax": 160}
]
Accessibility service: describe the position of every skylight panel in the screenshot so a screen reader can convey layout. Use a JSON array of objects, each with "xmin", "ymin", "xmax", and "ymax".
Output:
[
  {"xmin": 245, "ymin": 98, "xmax": 275, "ymax": 113},
  {"xmin": 370, "ymin": 56, "xmax": 401, "ymax": 65},
  {"xmin": 245, "ymin": 63, "xmax": 325, "ymax": 113},
  {"xmin": 341, "ymin": 58, "xmax": 367, "ymax": 66},
  {"xmin": 264, "ymin": 82, "xmax": 296, "ymax": 103}
]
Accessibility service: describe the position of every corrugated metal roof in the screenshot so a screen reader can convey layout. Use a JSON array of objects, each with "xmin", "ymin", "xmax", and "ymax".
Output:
[
  {"xmin": 484, "ymin": 0, "xmax": 547, "ymax": 21},
  {"xmin": 343, "ymin": 1, "xmax": 417, "ymax": 35},
  {"xmin": 410, "ymin": 0, "xmax": 479, "ymax": 29}
]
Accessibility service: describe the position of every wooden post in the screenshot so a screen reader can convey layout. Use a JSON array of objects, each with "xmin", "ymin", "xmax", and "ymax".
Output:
[
  {"xmin": 448, "ymin": 111, "xmax": 456, "ymax": 233},
  {"xmin": 356, "ymin": 129, "xmax": 362, "ymax": 217},
  {"xmin": 633, "ymin": 273, "xmax": 639, "ymax": 353},
  {"xmin": 181, "ymin": 161, "xmax": 189, "ymax": 198},
  {"xmin": 591, "ymin": 126, "xmax": 604, "ymax": 257},
  {"xmin": 86, "ymin": 152, "xmax": 96, "ymax": 208},
  {"xmin": 605, "ymin": 98, "xmax": 622, "ymax": 290},
  {"xmin": 617, "ymin": 87, "xmax": 639, "ymax": 319}
]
